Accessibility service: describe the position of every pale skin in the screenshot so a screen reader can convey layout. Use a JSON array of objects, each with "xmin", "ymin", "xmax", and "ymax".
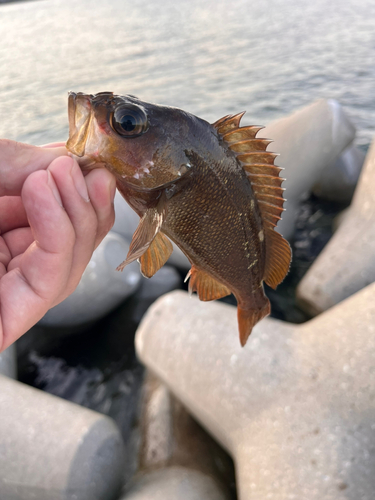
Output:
[{"xmin": 0, "ymin": 139, "xmax": 116, "ymax": 353}]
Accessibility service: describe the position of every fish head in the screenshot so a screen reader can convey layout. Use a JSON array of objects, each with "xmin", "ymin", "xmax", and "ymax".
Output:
[{"xmin": 67, "ymin": 91, "xmax": 213, "ymax": 191}]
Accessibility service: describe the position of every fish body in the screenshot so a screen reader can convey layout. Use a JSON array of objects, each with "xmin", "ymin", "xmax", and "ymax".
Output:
[{"xmin": 67, "ymin": 92, "xmax": 291, "ymax": 346}]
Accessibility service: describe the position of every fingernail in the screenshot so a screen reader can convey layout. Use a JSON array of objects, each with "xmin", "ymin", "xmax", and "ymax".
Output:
[
  {"xmin": 47, "ymin": 170, "xmax": 63, "ymax": 207},
  {"xmin": 71, "ymin": 161, "xmax": 90, "ymax": 202}
]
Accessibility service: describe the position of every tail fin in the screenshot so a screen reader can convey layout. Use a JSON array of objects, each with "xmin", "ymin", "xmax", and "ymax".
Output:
[{"xmin": 237, "ymin": 300, "xmax": 271, "ymax": 347}]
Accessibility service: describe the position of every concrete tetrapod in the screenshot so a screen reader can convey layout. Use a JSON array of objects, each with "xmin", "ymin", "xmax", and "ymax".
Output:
[
  {"xmin": 0, "ymin": 344, "xmax": 16, "ymax": 378},
  {"xmin": 0, "ymin": 376, "xmax": 125, "ymax": 500},
  {"xmin": 312, "ymin": 142, "xmax": 365, "ymax": 203},
  {"xmin": 40, "ymin": 232, "xmax": 141, "ymax": 327},
  {"xmin": 297, "ymin": 137, "xmax": 375, "ymax": 316},
  {"xmin": 121, "ymin": 371, "xmax": 233, "ymax": 499},
  {"xmin": 260, "ymin": 98, "xmax": 355, "ymax": 240},
  {"xmin": 122, "ymin": 467, "xmax": 228, "ymax": 500},
  {"xmin": 136, "ymin": 290, "xmax": 375, "ymax": 500}
]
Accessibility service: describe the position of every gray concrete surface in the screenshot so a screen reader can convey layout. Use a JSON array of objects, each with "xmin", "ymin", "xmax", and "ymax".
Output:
[
  {"xmin": 297, "ymin": 136, "xmax": 375, "ymax": 315},
  {"xmin": 312, "ymin": 142, "xmax": 365, "ymax": 203},
  {"xmin": 122, "ymin": 467, "xmax": 228, "ymax": 500},
  {"xmin": 261, "ymin": 98, "xmax": 355, "ymax": 240},
  {"xmin": 120, "ymin": 371, "xmax": 234, "ymax": 499},
  {"xmin": 39, "ymin": 232, "xmax": 141, "ymax": 327},
  {"xmin": 136, "ymin": 289, "xmax": 375, "ymax": 500},
  {"xmin": 0, "ymin": 344, "xmax": 16, "ymax": 378},
  {"xmin": 0, "ymin": 375, "xmax": 125, "ymax": 500}
]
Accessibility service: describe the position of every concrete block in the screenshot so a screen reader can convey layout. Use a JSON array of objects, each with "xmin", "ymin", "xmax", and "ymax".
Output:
[
  {"xmin": 261, "ymin": 99, "xmax": 355, "ymax": 239},
  {"xmin": 0, "ymin": 344, "xmax": 16, "ymax": 378},
  {"xmin": 135, "ymin": 289, "xmax": 375, "ymax": 500},
  {"xmin": 297, "ymin": 137, "xmax": 375, "ymax": 315},
  {"xmin": 122, "ymin": 467, "xmax": 228, "ymax": 500},
  {"xmin": 139, "ymin": 372, "xmax": 173, "ymax": 469},
  {"xmin": 120, "ymin": 370, "xmax": 234, "ymax": 499},
  {"xmin": 135, "ymin": 371, "xmax": 234, "ymax": 490},
  {"xmin": 312, "ymin": 142, "xmax": 365, "ymax": 203},
  {"xmin": 0, "ymin": 375, "xmax": 125, "ymax": 500},
  {"xmin": 40, "ymin": 232, "xmax": 141, "ymax": 327}
]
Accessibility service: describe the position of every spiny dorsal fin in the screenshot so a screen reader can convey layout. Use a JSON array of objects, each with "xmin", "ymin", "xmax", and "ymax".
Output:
[
  {"xmin": 212, "ymin": 112, "xmax": 246, "ymax": 135},
  {"xmin": 139, "ymin": 232, "xmax": 173, "ymax": 278},
  {"xmin": 213, "ymin": 112, "xmax": 291, "ymax": 288},
  {"xmin": 185, "ymin": 266, "xmax": 231, "ymax": 301},
  {"xmin": 220, "ymin": 125, "xmax": 265, "ymax": 142}
]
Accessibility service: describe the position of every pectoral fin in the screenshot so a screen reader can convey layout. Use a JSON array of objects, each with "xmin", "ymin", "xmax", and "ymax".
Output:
[
  {"xmin": 185, "ymin": 266, "xmax": 231, "ymax": 301},
  {"xmin": 139, "ymin": 232, "xmax": 173, "ymax": 278},
  {"xmin": 117, "ymin": 200, "xmax": 167, "ymax": 272}
]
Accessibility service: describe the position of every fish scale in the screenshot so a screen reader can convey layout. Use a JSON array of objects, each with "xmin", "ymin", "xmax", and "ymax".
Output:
[{"xmin": 163, "ymin": 158, "xmax": 263, "ymax": 291}]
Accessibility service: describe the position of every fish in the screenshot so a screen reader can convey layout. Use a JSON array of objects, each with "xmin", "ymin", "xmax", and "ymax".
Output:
[{"xmin": 66, "ymin": 91, "xmax": 291, "ymax": 346}]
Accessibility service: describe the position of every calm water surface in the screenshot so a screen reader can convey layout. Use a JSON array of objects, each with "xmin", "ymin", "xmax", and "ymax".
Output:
[{"xmin": 0, "ymin": 0, "xmax": 374, "ymax": 149}]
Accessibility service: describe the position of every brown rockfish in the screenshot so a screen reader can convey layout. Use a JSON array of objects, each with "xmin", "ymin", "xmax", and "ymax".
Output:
[{"xmin": 66, "ymin": 92, "xmax": 291, "ymax": 346}]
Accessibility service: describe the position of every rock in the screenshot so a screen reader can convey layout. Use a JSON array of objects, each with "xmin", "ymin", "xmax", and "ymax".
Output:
[
  {"xmin": 112, "ymin": 192, "xmax": 190, "ymax": 269},
  {"xmin": 0, "ymin": 375, "xmax": 125, "ymax": 500},
  {"xmin": 312, "ymin": 143, "xmax": 365, "ymax": 203},
  {"xmin": 122, "ymin": 467, "xmax": 228, "ymax": 500},
  {"xmin": 0, "ymin": 344, "xmax": 16, "ymax": 378},
  {"xmin": 40, "ymin": 232, "xmax": 141, "ymax": 327},
  {"xmin": 297, "ymin": 137, "xmax": 375, "ymax": 316},
  {"xmin": 135, "ymin": 289, "xmax": 375, "ymax": 500},
  {"xmin": 260, "ymin": 99, "xmax": 355, "ymax": 240}
]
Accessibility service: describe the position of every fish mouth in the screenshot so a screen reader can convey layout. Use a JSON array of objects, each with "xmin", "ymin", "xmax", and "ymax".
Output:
[{"xmin": 66, "ymin": 92, "xmax": 93, "ymax": 157}]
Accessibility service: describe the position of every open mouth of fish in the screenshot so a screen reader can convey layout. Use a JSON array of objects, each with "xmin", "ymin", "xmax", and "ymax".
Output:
[{"xmin": 66, "ymin": 92, "xmax": 94, "ymax": 157}]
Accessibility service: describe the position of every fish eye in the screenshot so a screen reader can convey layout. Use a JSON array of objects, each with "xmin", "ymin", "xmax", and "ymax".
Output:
[{"xmin": 111, "ymin": 104, "xmax": 148, "ymax": 138}]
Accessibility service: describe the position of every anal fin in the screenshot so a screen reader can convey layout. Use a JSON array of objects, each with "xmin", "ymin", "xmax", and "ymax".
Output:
[
  {"xmin": 185, "ymin": 266, "xmax": 231, "ymax": 301},
  {"xmin": 263, "ymin": 229, "xmax": 292, "ymax": 289},
  {"xmin": 139, "ymin": 232, "xmax": 173, "ymax": 278}
]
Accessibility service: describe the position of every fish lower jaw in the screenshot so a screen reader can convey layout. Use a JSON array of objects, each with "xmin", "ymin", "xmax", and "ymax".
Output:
[{"xmin": 69, "ymin": 153, "xmax": 105, "ymax": 172}]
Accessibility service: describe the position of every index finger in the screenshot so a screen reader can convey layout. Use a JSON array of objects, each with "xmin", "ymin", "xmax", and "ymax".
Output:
[{"xmin": 0, "ymin": 139, "xmax": 68, "ymax": 196}]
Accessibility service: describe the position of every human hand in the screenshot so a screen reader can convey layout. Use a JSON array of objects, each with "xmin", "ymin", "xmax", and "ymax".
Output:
[{"xmin": 0, "ymin": 140, "xmax": 116, "ymax": 352}]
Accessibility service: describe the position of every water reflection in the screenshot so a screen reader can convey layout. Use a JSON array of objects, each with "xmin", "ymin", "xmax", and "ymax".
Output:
[{"xmin": 0, "ymin": 0, "xmax": 374, "ymax": 148}]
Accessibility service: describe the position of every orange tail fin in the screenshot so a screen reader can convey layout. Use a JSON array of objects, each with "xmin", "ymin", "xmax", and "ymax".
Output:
[{"xmin": 237, "ymin": 300, "xmax": 271, "ymax": 347}]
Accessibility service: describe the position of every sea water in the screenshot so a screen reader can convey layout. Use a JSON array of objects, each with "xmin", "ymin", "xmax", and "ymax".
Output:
[{"xmin": 0, "ymin": 0, "xmax": 374, "ymax": 150}]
